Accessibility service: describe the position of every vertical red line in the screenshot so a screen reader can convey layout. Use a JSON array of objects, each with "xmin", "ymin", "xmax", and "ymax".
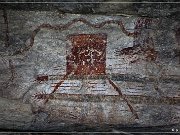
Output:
[
  {"xmin": 8, "ymin": 59, "xmax": 15, "ymax": 82},
  {"xmin": 3, "ymin": 9, "xmax": 10, "ymax": 47}
]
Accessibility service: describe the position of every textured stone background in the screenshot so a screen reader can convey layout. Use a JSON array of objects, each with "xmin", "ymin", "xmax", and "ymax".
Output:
[{"xmin": 0, "ymin": 0, "xmax": 180, "ymax": 133}]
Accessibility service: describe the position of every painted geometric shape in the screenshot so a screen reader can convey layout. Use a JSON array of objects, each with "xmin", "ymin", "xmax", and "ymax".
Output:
[{"xmin": 67, "ymin": 33, "xmax": 107, "ymax": 76}]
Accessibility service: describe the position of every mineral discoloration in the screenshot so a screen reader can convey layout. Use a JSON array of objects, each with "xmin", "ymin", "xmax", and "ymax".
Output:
[{"xmin": 175, "ymin": 28, "xmax": 180, "ymax": 64}]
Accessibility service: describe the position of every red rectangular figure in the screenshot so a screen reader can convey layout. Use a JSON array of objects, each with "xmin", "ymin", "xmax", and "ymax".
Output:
[{"xmin": 67, "ymin": 33, "xmax": 107, "ymax": 76}]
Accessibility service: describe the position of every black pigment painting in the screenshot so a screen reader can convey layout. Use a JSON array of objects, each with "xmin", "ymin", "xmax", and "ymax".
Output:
[{"xmin": 0, "ymin": 0, "xmax": 180, "ymax": 134}]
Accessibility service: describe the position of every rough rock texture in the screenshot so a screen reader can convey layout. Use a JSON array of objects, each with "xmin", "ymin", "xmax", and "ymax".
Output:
[
  {"xmin": 0, "ymin": 1, "xmax": 180, "ymax": 133},
  {"xmin": 0, "ymin": 0, "xmax": 180, "ymax": 20},
  {"xmin": 0, "ymin": 97, "xmax": 33, "ymax": 131}
]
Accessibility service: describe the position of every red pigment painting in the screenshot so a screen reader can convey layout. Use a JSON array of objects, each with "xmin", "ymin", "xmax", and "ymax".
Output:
[
  {"xmin": 30, "ymin": 19, "xmax": 142, "ymax": 119},
  {"xmin": 33, "ymin": 33, "xmax": 138, "ymax": 119},
  {"xmin": 67, "ymin": 34, "xmax": 107, "ymax": 76},
  {"xmin": 115, "ymin": 18, "xmax": 158, "ymax": 63}
]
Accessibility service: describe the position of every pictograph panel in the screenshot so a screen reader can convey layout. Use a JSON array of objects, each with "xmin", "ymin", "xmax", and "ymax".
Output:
[{"xmin": 0, "ymin": 11, "xmax": 179, "ymax": 126}]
